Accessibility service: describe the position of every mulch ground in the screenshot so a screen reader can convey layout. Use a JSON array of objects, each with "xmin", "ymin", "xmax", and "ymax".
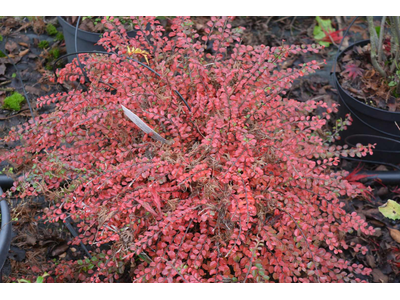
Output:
[{"xmin": 0, "ymin": 16, "xmax": 399, "ymax": 283}]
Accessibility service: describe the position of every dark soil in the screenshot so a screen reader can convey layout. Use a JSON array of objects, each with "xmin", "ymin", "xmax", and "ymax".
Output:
[{"xmin": 1, "ymin": 16, "xmax": 400, "ymax": 283}]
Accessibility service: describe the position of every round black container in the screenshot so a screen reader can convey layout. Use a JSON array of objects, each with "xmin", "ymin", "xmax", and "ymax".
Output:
[
  {"xmin": 0, "ymin": 186, "xmax": 12, "ymax": 282},
  {"xmin": 57, "ymin": 17, "xmax": 138, "ymax": 63},
  {"xmin": 0, "ymin": 175, "xmax": 13, "ymax": 191},
  {"xmin": 334, "ymin": 40, "xmax": 400, "ymax": 164}
]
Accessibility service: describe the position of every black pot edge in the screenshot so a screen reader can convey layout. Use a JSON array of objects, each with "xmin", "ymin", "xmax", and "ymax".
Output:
[
  {"xmin": 0, "ymin": 175, "xmax": 13, "ymax": 191},
  {"xmin": 345, "ymin": 134, "xmax": 400, "ymax": 153},
  {"xmin": 0, "ymin": 188, "xmax": 12, "ymax": 275},
  {"xmin": 57, "ymin": 17, "xmax": 137, "ymax": 43},
  {"xmin": 333, "ymin": 39, "xmax": 400, "ymax": 119},
  {"xmin": 57, "ymin": 16, "xmax": 102, "ymax": 43}
]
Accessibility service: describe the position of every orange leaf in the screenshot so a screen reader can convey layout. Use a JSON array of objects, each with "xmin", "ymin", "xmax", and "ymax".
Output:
[{"xmin": 389, "ymin": 228, "xmax": 400, "ymax": 244}]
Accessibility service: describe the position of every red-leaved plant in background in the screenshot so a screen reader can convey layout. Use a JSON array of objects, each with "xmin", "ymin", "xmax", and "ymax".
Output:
[{"xmin": 1, "ymin": 16, "xmax": 375, "ymax": 283}]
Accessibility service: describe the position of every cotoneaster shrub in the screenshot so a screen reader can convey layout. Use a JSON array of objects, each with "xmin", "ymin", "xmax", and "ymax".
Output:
[{"xmin": 1, "ymin": 16, "xmax": 375, "ymax": 283}]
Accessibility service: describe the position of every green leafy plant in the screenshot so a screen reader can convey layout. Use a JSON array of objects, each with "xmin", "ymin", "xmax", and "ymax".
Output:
[
  {"xmin": 388, "ymin": 69, "xmax": 400, "ymax": 91},
  {"xmin": 2, "ymin": 92, "xmax": 25, "ymax": 111},
  {"xmin": 313, "ymin": 16, "xmax": 343, "ymax": 47},
  {"xmin": 82, "ymin": 16, "xmax": 136, "ymax": 28},
  {"xmin": 17, "ymin": 272, "xmax": 50, "ymax": 283},
  {"xmin": 82, "ymin": 16, "xmax": 103, "ymax": 25}
]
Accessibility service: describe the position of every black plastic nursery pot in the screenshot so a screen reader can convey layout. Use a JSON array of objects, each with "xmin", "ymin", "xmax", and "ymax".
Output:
[
  {"xmin": 0, "ymin": 175, "xmax": 13, "ymax": 191},
  {"xmin": 0, "ymin": 180, "xmax": 13, "ymax": 282},
  {"xmin": 57, "ymin": 17, "xmax": 138, "ymax": 63},
  {"xmin": 334, "ymin": 40, "xmax": 400, "ymax": 164}
]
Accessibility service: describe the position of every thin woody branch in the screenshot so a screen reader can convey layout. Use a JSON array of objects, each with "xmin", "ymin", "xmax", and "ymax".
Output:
[{"xmin": 367, "ymin": 16, "xmax": 387, "ymax": 78}]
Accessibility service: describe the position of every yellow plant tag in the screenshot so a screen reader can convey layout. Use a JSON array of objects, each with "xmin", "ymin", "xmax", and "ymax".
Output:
[{"xmin": 127, "ymin": 46, "xmax": 150, "ymax": 64}]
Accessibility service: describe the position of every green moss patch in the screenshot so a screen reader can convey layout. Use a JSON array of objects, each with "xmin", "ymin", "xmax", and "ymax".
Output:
[
  {"xmin": 55, "ymin": 32, "xmax": 64, "ymax": 42},
  {"xmin": 38, "ymin": 40, "xmax": 49, "ymax": 49},
  {"xmin": 2, "ymin": 92, "xmax": 25, "ymax": 111},
  {"xmin": 46, "ymin": 24, "xmax": 58, "ymax": 36},
  {"xmin": 49, "ymin": 47, "xmax": 60, "ymax": 59}
]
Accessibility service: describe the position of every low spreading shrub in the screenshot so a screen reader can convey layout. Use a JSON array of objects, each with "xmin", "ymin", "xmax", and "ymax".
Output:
[{"xmin": 1, "ymin": 16, "xmax": 374, "ymax": 282}]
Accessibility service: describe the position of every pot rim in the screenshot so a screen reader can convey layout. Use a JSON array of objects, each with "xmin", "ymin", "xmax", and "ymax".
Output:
[
  {"xmin": 57, "ymin": 16, "xmax": 135, "ymax": 37},
  {"xmin": 345, "ymin": 134, "xmax": 400, "ymax": 153},
  {"xmin": 334, "ymin": 39, "xmax": 400, "ymax": 116},
  {"xmin": 0, "ymin": 188, "xmax": 12, "ymax": 275}
]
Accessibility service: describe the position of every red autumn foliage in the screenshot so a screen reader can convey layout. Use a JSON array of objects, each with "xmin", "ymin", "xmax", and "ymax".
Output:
[
  {"xmin": 1, "ymin": 16, "xmax": 375, "ymax": 283},
  {"xmin": 320, "ymin": 27, "xmax": 345, "ymax": 45},
  {"xmin": 344, "ymin": 164, "xmax": 373, "ymax": 199},
  {"xmin": 342, "ymin": 63, "xmax": 364, "ymax": 80}
]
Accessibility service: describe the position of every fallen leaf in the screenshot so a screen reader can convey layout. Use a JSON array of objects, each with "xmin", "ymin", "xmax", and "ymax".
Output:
[
  {"xmin": 19, "ymin": 49, "xmax": 30, "ymax": 57},
  {"xmin": 341, "ymin": 63, "xmax": 363, "ymax": 80},
  {"xmin": 18, "ymin": 42, "xmax": 30, "ymax": 48},
  {"xmin": 32, "ymin": 18, "xmax": 46, "ymax": 35},
  {"xmin": 5, "ymin": 40, "xmax": 18, "ymax": 53},
  {"xmin": 25, "ymin": 234, "xmax": 37, "ymax": 246},
  {"xmin": 0, "ymin": 64, "xmax": 6, "ymax": 76},
  {"xmin": 80, "ymin": 19, "xmax": 95, "ymax": 32},
  {"xmin": 366, "ymin": 254, "xmax": 376, "ymax": 268},
  {"xmin": 377, "ymin": 187, "xmax": 389, "ymax": 197},
  {"xmin": 371, "ymin": 227, "xmax": 382, "ymax": 237},
  {"xmin": 371, "ymin": 269, "xmax": 389, "ymax": 283},
  {"xmin": 0, "ymin": 56, "xmax": 21, "ymax": 65},
  {"xmin": 27, "ymin": 54, "xmax": 37, "ymax": 60},
  {"xmin": 51, "ymin": 243, "xmax": 69, "ymax": 257},
  {"xmin": 388, "ymin": 228, "xmax": 400, "ymax": 244},
  {"xmin": 350, "ymin": 25, "xmax": 369, "ymax": 40},
  {"xmin": 379, "ymin": 200, "xmax": 400, "ymax": 220},
  {"xmin": 2, "ymin": 17, "xmax": 19, "ymax": 29},
  {"xmin": 341, "ymin": 54, "xmax": 352, "ymax": 63},
  {"xmin": 282, "ymin": 58, "xmax": 295, "ymax": 69},
  {"xmin": 40, "ymin": 84, "xmax": 51, "ymax": 92},
  {"xmin": 19, "ymin": 35, "xmax": 30, "ymax": 44},
  {"xmin": 355, "ymin": 46, "xmax": 364, "ymax": 55},
  {"xmin": 93, "ymin": 22, "xmax": 105, "ymax": 32},
  {"xmin": 25, "ymin": 85, "xmax": 42, "ymax": 96},
  {"xmin": 376, "ymin": 165, "xmax": 389, "ymax": 171},
  {"xmin": 16, "ymin": 23, "xmax": 32, "ymax": 33}
]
